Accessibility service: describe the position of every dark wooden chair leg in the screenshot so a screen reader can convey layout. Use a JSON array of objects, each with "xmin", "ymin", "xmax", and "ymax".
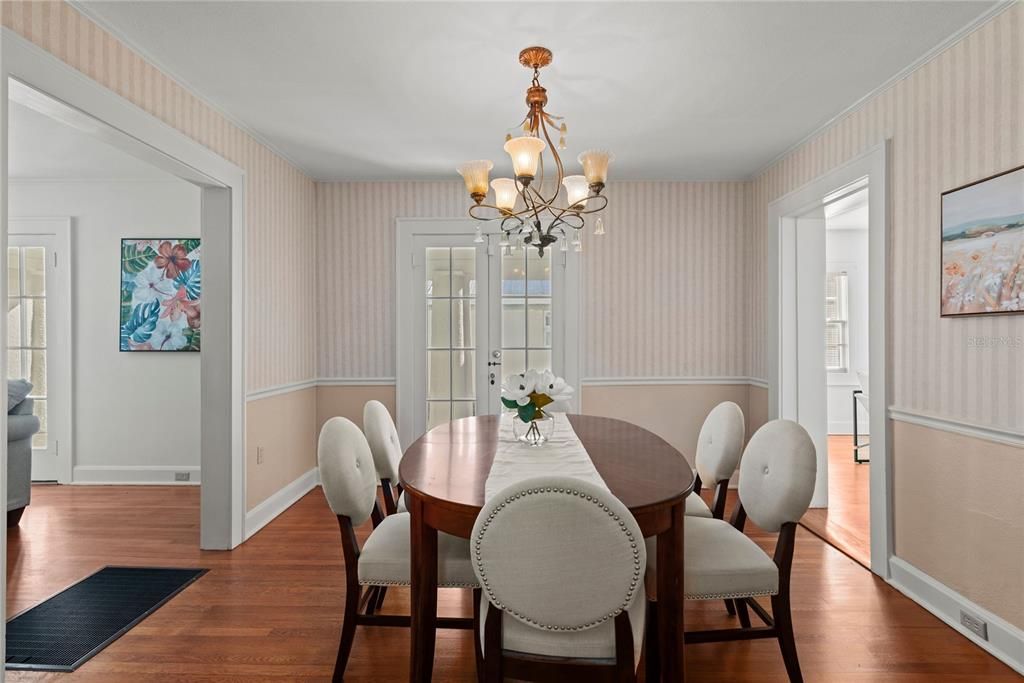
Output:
[
  {"xmin": 373, "ymin": 586, "xmax": 388, "ymax": 613},
  {"xmin": 644, "ymin": 599, "xmax": 660, "ymax": 683},
  {"xmin": 483, "ymin": 606, "xmax": 503, "ymax": 683},
  {"xmin": 735, "ymin": 597, "xmax": 752, "ymax": 629},
  {"xmin": 473, "ymin": 589, "xmax": 485, "ymax": 683},
  {"xmin": 613, "ymin": 612, "xmax": 635, "ymax": 682},
  {"xmin": 333, "ymin": 578, "xmax": 360, "ymax": 681},
  {"xmin": 772, "ymin": 591, "xmax": 802, "ymax": 682},
  {"xmin": 724, "ymin": 598, "xmax": 736, "ymax": 616}
]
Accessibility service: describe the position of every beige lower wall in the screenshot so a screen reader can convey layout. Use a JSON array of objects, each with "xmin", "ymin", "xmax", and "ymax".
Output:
[
  {"xmin": 580, "ymin": 384, "xmax": 758, "ymax": 470},
  {"xmin": 746, "ymin": 385, "xmax": 769, "ymax": 441},
  {"xmin": 245, "ymin": 387, "xmax": 318, "ymax": 511},
  {"xmin": 893, "ymin": 420, "xmax": 1024, "ymax": 630},
  {"xmin": 317, "ymin": 385, "xmax": 397, "ymax": 432}
]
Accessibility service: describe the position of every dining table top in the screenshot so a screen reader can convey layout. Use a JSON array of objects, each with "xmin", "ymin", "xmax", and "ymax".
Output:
[{"xmin": 398, "ymin": 413, "xmax": 695, "ymax": 514}]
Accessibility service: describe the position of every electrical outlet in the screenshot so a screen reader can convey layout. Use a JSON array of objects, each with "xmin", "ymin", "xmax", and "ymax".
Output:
[
  {"xmin": 256, "ymin": 446, "xmax": 265, "ymax": 465},
  {"xmin": 174, "ymin": 472, "xmax": 190, "ymax": 482},
  {"xmin": 960, "ymin": 610, "xmax": 988, "ymax": 640}
]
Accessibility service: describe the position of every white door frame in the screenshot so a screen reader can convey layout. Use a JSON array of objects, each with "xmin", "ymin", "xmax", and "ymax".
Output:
[
  {"xmin": 766, "ymin": 141, "xmax": 892, "ymax": 578},
  {"xmin": 395, "ymin": 218, "xmax": 581, "ymax": 449},
  {"xmin": 1, "ymin": 29, "xmax": 247, "ymax": 554},
  {"xmin": 9, "ymin": 217, "xmax": 73, "ymax": 484}
]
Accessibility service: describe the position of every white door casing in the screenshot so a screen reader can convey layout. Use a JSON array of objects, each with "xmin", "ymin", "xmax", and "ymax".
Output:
[
  {"xmin": 8, "ymin": 218, "xmax": 72, "ymax": 483},
  {"xmin": 396, "ymin": 218, "xmax": 581, "ymax": 449}
]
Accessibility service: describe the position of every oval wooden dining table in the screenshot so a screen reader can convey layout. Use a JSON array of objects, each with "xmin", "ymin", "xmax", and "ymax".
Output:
[{"xmin": 399, "ymin": 413, "xmax": 695, "ymax": 682}]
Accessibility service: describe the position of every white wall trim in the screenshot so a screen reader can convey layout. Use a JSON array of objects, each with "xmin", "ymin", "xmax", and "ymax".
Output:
[
  {"xmin": 244, "ymin": 467, "xmax": 319, "ymax": 541},
  {"xmin": 751, "ymin": 0, "xmax": 1017, "ymax": 180},
  {"xmin": 889, "ymin": 407, "xmax": 1024, "ymax": 449},
  {"xmin": 889, "ymin": 557, "xmax": 1024, "ymax": 676},
  {"xmin": 66, "ymin": 0, "xmax": 311, "ymax": 179},
  {"xmin": 72, "ymin": 465, "xmax": 200, "ymax": 485},
  {"xmin": 318, "ymin": 377, "xmax": 397, "ymax": 387},
  {"xmin": 246, "ymin": 379, "xmax": 318, "ymax": 402},
  {"xmin": 581, "ymin": 376, "xmax": 768, "ymax": 387},
  {"xmin": 9, "ymin": 177, "xmax": 184, "ymax": 184}
]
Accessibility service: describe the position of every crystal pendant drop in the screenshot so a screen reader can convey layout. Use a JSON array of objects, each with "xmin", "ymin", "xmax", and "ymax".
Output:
[
  {"xmin": 560, "ymin": 237, "xmax": 569, "ymax": 252},
  {"xmin": 474, "ymin": 227, "xmax": 484, "ymax": 244},
  {"xmin": 558, "ymin": 136, "xmax": 567, "ymax": 151},
  {"xmin": 572, "ymin": 238, "xmax": 582, "ymax": 253},
  {"xmin": 594, "ymin": 217, "xmax": 606, "ymax": 235}
]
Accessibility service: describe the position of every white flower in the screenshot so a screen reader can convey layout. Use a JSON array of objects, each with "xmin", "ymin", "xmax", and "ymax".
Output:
[
  {"xmin": 150, "ymin": 316, "xmax": 189, "ymax": 350},
  {"xmin": 133, "ymin": 264, "xmax": 176, "ymax": 306},
  {"xmin": 534, "ymin": 370, "xmax": 575, "ymax": 402},
  {"xmin": 501, "ymin": 373, "xmax": 536, "ymax": 406}
]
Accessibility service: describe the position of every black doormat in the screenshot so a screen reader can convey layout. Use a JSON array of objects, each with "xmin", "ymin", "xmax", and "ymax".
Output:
[{"xmin": 5, "ymin": 566, "xmax": 207, "ymax": 671}]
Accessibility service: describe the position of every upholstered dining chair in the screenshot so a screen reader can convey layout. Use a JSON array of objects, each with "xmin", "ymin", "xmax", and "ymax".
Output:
[
  {"xmin": 363, "ymin": 400, "xmax": 405, "ymax": 515},
  {"xmin": 689, "ymin": 401, "xmax": 745, "ymax": 520},
  {"xmin": 471, "ymin": 476, "xmax": 648, "ymax": 682},
  {"xmin": 646, "ymin": 419, "xmax": 816, "ymax": 683},
  {"xmin": 318, "ymin": 417, "xmax": 480, "ymax": 682}
]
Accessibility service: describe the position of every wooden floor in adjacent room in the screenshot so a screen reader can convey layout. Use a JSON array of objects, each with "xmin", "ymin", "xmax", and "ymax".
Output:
[
  {"xmin": 801, "ymin": 435, "xmax": 871, "ymax": 567},
  {"xmin": 6, "ymin": 484, "xmax": 1017, "ymax": 682}
]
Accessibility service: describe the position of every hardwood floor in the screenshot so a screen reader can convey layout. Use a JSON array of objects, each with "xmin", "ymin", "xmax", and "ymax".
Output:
[
  {"xmin": 6, "ymin": 484, "xmax": 1017, "ymax": 682},
  {"xmin": 800, "ymin": 435, "xmax": 871, "ymax": 568}
]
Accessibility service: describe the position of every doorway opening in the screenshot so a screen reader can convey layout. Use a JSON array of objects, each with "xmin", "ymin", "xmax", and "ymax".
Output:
[
  {"xmin": 767, "ymin": 142, "xmax": 890, "ymax": 578},
  {"xmin": 395, "ymin": 219, "xmax": 580, "ymax": 447},
  {"xmin": 800, "ymin": 182, "xmax": 872, "ymax": 568}
]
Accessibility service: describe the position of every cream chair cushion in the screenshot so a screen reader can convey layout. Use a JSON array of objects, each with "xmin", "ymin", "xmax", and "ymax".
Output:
[
  {"xmin": 358, "ymin": 512, "xmax": 478, "ymax": 588},
  {"xmin": 645, "ymin": 517, "xmax": 778, "ymax": 600},
  {"xmin": 478, "ymin": 579, "xmax": 645, "ymax": 666},
  {"xmin": 695, "ymin": 401, "xmax": 745, "ymax": 488},
  {"xmin": 472, "ymin": 476, "xmax": 646, "ymax": 667},
  {"xmin": 738, "ymin": 419, "xmax": 817, "ymax": 533},
  {"xmin": 318, "ymin": 417, "xmax": 379, "ymax": 526},
  {"xmin": 686, "ymin": 493, "xmax": 713, "ymax": 519},
  {"xmin": 363, "ymin": 400, "xmax": 403, "ymax": 483}
]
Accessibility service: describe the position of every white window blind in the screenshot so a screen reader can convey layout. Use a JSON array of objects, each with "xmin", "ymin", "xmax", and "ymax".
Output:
[{"xmin": 825, "ymin": 271, "xmax": 849, "ymax": 373}]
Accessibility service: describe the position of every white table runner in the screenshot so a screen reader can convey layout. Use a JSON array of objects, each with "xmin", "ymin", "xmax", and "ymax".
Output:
[{"xmin": 484, "ymin": 413, "xmax": 609, "ymax": 500}]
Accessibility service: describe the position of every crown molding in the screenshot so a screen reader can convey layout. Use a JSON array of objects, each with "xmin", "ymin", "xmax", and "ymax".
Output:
[
  {"xmin": 750, "ymin": 0, "xmax": 1018, "ymax": 180},
  {"xmin": 66, "ymin": 0, "xmax": 312, "ymax": 180}
]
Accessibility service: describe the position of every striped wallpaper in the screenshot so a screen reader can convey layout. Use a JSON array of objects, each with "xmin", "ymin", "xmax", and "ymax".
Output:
[
  {"xmin": 750, "ymin": 2, "xmax": 1023, "ymax": 432},
  {"xmin": 1, "ymin": 1, "xmax": 318, "ymax": 392},
  {"xmin": 315, "ymin": 181, "xmax": 751, "ymax": 379}
]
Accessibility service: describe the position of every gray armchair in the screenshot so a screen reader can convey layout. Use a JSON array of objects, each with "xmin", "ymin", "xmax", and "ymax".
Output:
[{"xmin": 8, "ymin": 396, "xmax": 41, "ymax": 527}]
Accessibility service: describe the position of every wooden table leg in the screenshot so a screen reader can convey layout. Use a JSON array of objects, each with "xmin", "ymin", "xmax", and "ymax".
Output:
[
  {"xmin": 657, "ymin": 500, "xmax": 686, "ymax": 682},
  {"xmin": 409, "ymin": 494, "xmax": 438, "ymax": 682}
]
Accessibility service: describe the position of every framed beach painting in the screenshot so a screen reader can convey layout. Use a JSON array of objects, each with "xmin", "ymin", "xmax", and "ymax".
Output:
[
  {"xmin": 941, "ymin": 165, "xmax": 1024, "ymax": 317},
  {"xmin": 120, "ymin": 238, "xmax": 201, "ymax": 351}
]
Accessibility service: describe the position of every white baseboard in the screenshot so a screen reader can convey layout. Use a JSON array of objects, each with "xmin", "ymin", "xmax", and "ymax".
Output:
[
  {"xmin": 71, "ymin": 465, "xmax": 200, "ymax": 485},
  {"xmin": 244, "ymin": 468, "xmax": 319, "ymax": 541},
  {"xmin": 889, "ymin": 557, "xmax": 1024, "ymax": 675}
]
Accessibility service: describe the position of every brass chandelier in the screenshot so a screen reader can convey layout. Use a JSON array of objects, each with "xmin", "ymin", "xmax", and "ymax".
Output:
[{"xmin": 457, "ymin": 46, "xmax": 612, "ymax": 256}]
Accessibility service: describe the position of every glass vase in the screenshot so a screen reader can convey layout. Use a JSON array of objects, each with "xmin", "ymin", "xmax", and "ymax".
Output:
[{"xmin": 512, "ymin": 414, "xmax": 555, "ymax": 447}]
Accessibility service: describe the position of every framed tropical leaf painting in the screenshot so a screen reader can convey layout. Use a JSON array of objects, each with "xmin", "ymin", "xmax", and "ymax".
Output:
[{"xmin": 120, "ymin": 238, "xmax": 201, "ymax": 351}]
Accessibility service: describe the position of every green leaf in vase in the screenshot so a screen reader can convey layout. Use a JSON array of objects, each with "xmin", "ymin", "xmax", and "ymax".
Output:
[{"xmin": 517, "ymin": 403, "xmax": 537, "ymax": 423}]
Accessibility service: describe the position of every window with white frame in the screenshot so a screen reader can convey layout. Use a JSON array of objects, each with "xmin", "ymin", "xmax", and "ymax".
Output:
[{"xmin": 825, "ymin": 271, "xmax": 849, "ymax": 373}]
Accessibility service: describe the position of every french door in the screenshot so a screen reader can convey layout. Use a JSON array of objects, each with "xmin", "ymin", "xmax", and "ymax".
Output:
[
  {"xmin": 396, "ymin": 220, "xmax": 579, "ymax": 447},
  {"xmin": 8, "ymin": 219, "xmax": 72, "ymax": 483}
]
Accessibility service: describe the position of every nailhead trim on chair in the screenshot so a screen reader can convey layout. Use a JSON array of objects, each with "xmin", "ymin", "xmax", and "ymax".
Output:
[
  {"xmin": 685, "ymin": 589, "xmax": 777, "ymax": 601},
  {"xmin": 359, "ymin": 579, "xmax": 480, "ymax": 589},
  {"xmin": 473, "ymin": 486, "xmax": 642, "ymax": 632}
]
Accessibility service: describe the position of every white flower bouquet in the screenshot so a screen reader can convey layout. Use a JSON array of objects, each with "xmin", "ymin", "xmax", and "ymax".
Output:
[{"xmin": 500, "ymin": 370, "xmax": 574, "ymax": 444}]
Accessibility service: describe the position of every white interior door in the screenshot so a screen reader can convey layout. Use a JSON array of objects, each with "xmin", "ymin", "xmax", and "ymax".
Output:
[
  {"xmin": 8, "ymin": 218, "xmax": 72, "ymax": 483},
  {"xmin": 396, "ymin": 220, "xmax": 579, "ymax": 447}
]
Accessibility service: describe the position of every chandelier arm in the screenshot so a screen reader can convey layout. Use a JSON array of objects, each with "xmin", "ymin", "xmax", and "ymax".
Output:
[
  {"xmin": 573, "ymin": 194, "xmax": 610, "ymax": 215},
  {"xmin": 533, "ymin": 114, "xmax": 564, "ymax": 207}
]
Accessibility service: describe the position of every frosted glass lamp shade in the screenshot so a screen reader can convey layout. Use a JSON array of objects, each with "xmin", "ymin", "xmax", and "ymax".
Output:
[
  {"xmin": 578, "ymin": 149, "xmax": 613, "ymax": 185},
  {"xmin": 503, "ymin": 136, "xmax": 546, "ymax": 179},
  {"xmin": 457, "ymin": 160, "xmax": 494, "ymax": 199},
  {"xmin": 561, "ymin": 175, "xmax": 589, "ymax": 208},
  {"xmin": 491, "ymin": 178, "xmax": 518, "ymax": 212}
]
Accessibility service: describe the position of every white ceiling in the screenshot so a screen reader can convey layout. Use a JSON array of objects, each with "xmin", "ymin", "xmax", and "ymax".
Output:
[
  {"xmin": 78, "ymin": 1, "xmax": 996, "ymax": 182},
  {"xmin": 8, "ymin": 100, "xmax": 176, "ymax": 181}
]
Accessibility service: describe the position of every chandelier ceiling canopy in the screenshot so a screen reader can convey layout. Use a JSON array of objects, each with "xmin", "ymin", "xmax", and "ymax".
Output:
[{"xmin": 457, "ymin": 46, "xmax": 611, "ymax": 256}]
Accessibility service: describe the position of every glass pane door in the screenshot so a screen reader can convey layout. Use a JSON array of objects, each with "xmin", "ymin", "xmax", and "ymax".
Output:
[
  {"xmin": 499, "ymin": 246, "xmax": 553, "ymax": 378},
  {"xmin": 7, "ymin": 246, "xmax": 48, "ymax": 450}
]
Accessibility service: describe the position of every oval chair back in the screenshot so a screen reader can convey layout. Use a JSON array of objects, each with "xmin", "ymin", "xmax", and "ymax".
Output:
[
  {"xmin": 694, "ymin": 401, "xmax": 745, "ymax": 518},
  {"xmin": 471, "ymin": 476, "xmax": 647, "ymax": 679},
  {"xmin": 318, "ymin": 416, "xmax": 379, "ymax": 527},
  {"xmin": 363, "ymin": 400, "xmax": 404, "ymax": 514},
  {"xmin": 737, "ymin": 419, "xmax": 816, "ymax": 533}
]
